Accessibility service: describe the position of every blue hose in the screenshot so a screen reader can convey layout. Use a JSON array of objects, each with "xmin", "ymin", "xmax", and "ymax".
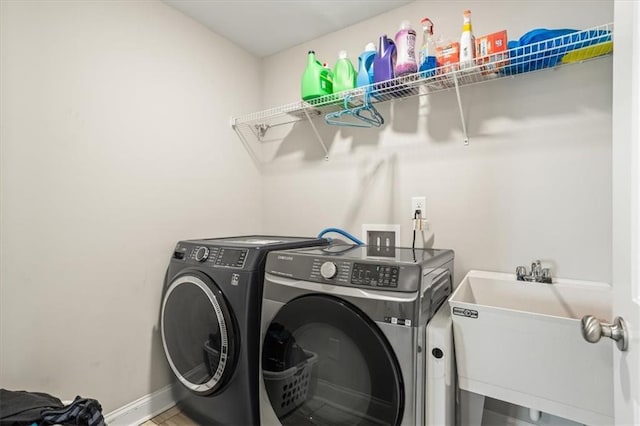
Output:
[{"xmin": 317, "ymin": 227, "xmax": 364, "ymax": 246}]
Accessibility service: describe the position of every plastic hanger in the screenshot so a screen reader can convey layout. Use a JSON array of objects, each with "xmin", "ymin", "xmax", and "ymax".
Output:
[
  {"xmin": 324, "ymin": 93, "xmax": 384, "ymax": 128},
  {"xmin": 325, "ymin": 109, "xmax": 376, "ymax": 128},
  {"xmin": 325, "ymin": 94, "xmax": 375, "ymax": 128},
  {"xmin": 353, "ymin": 93, "xmax": 384, "ymax": 127}
]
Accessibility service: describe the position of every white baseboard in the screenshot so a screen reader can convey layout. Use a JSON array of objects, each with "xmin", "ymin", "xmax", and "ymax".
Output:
[{"xmin": 105, "ymin": 384, "xmax": 176, "ymax": 426}]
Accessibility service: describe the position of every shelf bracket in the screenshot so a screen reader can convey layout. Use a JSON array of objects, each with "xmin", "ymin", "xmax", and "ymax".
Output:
[
  {"xmin": 303, "ymin": 109, "xmax": 330, "ymax": 161},
  {"xmin": 452, "ymin": 72, "xmax": 470, "ymax": 146},
  {"xmin": 231, "ymin": 117, "xmax": 263, "ymax": 170}
]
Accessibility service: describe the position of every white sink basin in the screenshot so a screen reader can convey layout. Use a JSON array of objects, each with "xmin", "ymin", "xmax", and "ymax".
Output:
[{"xmin": 449, "ymin": 270, "xmax": 613, "ymax": 425}]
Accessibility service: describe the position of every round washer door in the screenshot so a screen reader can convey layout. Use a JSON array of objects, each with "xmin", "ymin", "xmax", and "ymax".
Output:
[
  {"xmin": 262, "ymin": 294, "xmax": 404, "ymax": 426},
  {"xmin": 161, "ymin": 273, "xmax": 237, "ymax": 395}
]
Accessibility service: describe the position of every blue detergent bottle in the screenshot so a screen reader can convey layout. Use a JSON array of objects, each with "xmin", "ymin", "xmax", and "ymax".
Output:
[{"xmin": 356, "ymin": 42, "xmax": 377, "ymax": 88}]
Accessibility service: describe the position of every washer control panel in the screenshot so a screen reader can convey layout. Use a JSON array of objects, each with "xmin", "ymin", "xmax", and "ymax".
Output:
[
  {"xmin": 214, "ymin": 248, "xmax": 248, "ymax": 268},
  {"xmin": 351, "ymin": 263, "xmax": 399, "ymax": 288},
  {"xmin": 194, "ymin": 246, "xmax": 210, "ymax": 262},
  {"xmin": 187, "ymin": 246, "xmax": 248, "ymax": 269}
]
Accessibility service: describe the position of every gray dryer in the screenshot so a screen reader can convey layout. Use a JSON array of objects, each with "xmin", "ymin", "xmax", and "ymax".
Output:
[{"xmin": 259, "ymin": 244, "xmax": 454, "ymax": 426}]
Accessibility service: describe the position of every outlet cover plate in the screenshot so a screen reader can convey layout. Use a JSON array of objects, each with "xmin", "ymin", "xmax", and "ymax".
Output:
[
  {"xmin": 362, "ymin": 224, "xmax": 401, "ymax": 258},
  {"xmin": 411, "ymin": 196, "xmax": 427, "ymax": 219},
  {"xmin": 362, "ymin": 224, "xmax": 401, "ymax": 247}
]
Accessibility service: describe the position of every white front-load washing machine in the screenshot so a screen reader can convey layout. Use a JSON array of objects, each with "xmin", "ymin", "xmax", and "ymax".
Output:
[{"xmin": 259, "ymin": 244, "xmax": 455, "ymax": 425}]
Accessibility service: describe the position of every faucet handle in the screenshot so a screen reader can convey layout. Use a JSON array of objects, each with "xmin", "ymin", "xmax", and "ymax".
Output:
[{"xmin": 516, "ymin": 265, "xmax": 527, "ymax": 279}]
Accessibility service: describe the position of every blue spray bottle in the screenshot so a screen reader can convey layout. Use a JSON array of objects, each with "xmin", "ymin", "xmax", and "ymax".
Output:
[{"xmin": 419, "ymin": 18, "xmax": 438, "ymax": 77}]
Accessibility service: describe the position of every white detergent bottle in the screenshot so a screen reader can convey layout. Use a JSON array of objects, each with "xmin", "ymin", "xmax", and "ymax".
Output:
[{"xmin": 459, "ymin": 10, "xmax": 475, "ymax": 68}]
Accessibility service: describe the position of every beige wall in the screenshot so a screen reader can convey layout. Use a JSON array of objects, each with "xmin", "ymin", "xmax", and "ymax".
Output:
[
  {"xmin": 260, "ymin": 0, "xmax": 614, "ymax": 285},
  {"xmin": 0, "ymin": 0, "xmax": 261, "ymax": 412}
]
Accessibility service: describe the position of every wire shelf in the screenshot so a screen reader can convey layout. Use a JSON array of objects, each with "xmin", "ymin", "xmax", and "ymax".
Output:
[{"xmin": 232, "ymin": 23, "xmax": 613, "ymax": 163}]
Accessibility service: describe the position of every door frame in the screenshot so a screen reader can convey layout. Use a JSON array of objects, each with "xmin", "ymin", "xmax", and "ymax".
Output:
[{"xmin": 612, "ymin": 1, "xmax": 639, "ymax": 424}]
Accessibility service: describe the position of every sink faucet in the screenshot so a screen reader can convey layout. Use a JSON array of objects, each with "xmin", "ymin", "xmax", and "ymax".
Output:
[{"xmin": 516, "ymin": 260, "xmax": 552, "ymax": 283}]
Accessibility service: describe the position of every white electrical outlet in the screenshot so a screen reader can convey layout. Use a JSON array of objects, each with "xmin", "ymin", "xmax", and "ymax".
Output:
[{"xmin": 411, "ymin": 196, "xmax": 427, "ymax": 219}]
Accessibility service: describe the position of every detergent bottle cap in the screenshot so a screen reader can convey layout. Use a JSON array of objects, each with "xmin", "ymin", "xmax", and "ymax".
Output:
[
  {"xmin": 338, "ymin": 50, "xmax": 348, "ymax": 60},
  {"xmin": 400, "ymin": 20, "xmax": 412, "ymax": 30},
  {"xmin": 364, "ymin": 42, "xmax": 376, "ymax": 52},
  {"xmin": 462, "ymin": 10, "xmax": 472, "ymax": 32}
]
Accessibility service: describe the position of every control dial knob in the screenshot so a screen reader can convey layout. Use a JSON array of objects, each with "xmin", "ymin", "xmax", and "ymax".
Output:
[
  {"xmin": 320, "ymin": 261, "xmax": 338, "ymax": 279},
  {"xmin": 195, "ymin": 247, "xmax": 210, "ymax": 262}
]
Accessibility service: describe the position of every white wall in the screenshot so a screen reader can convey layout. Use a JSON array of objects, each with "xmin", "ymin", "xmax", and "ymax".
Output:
[
  {"xmin": 260, "ymin": 0, "xmax": 613, "ymax": 285},
  {"xmin": 0, "ymin": 0, "xmax": 261, "ymax": 412}
]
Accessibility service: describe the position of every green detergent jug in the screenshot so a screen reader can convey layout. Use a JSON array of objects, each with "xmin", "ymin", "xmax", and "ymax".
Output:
[
  {"xmin": 332, "ymin": 50, "xmax": 356, "ymax": 94},
  {"xmin": 301, "ymin": 51, "xmax": 333, "ymax": 100}
]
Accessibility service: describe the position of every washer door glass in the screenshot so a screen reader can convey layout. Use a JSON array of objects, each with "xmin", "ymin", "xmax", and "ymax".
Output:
[
  {"xmin": 161, "ymin": 274, "xmax": 236, "ymax": 395},
  {"xmin": 262, "ymin": 295, "xmax": 403, "ymax": 425}
]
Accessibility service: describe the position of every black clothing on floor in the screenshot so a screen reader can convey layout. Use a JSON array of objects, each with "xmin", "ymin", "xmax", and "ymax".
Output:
[
  {"xmin": 0, "ymin": 389, "xmax": 64, "ymax": 425},
  {"xmin": 41, "ymin": 396, "xmax": 105, "ymax": 426},
  {"xmin": 0, "ymin": 389, "xmax": 105, "ymax": 426}
]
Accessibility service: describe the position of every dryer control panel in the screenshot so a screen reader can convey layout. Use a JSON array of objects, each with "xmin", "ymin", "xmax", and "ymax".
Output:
[
  {"xmin": 310, "ymin": 259, "xmax": 352, "ymax": 284},
  {"xmin": 351, "ymin": 263, "xmax": 399, "ymax": 288},
  {"xmin": 268, "ymin": 253, "xmax": 421, "ymax": 292}
]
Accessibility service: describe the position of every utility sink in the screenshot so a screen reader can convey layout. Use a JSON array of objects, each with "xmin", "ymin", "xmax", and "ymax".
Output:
[{"xmin": 449, "ymin": 270, "xmax": 613, "ymax": 425}]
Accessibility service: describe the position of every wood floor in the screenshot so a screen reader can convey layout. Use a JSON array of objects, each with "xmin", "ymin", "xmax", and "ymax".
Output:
[{"xmin": 140, "ymin": 406, "xmax": 197, "ymax": 426}]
